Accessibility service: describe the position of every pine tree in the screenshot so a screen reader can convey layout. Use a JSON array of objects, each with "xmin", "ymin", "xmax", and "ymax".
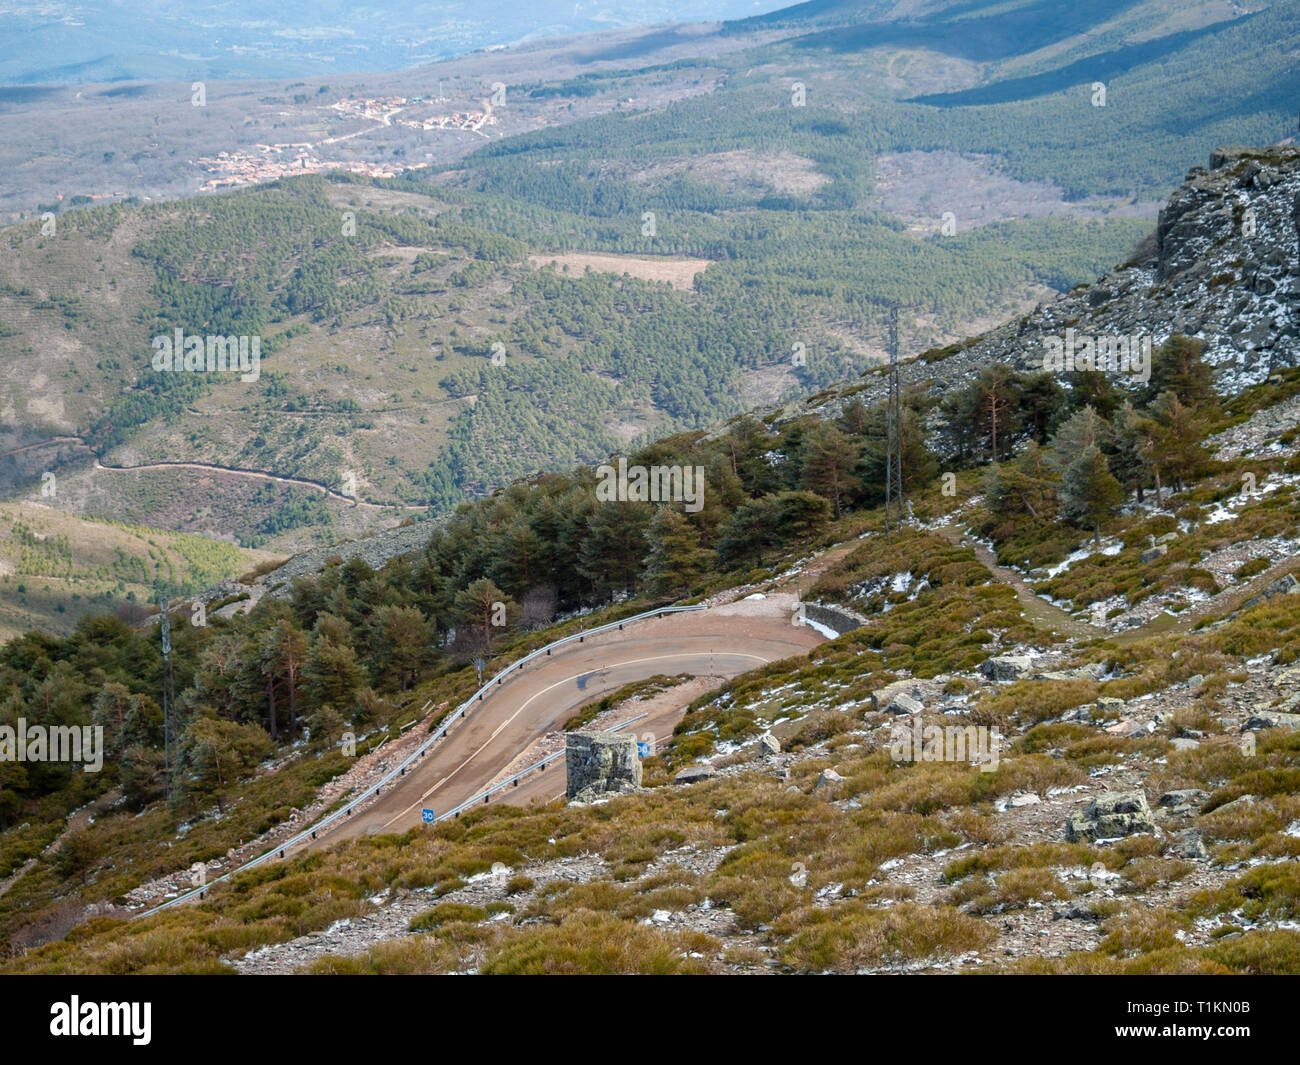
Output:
[
  {"xmin": 1110, "ymin": 401, "xmax": 1152, "ymax": 502},
  {"xmin": 577, "ymin": 503, "xmax": 652, "ymax": 600},
  {"xmin": 775, "ymin": 490, "xmax": 832, "ymax": 551},
  {"xmin": 305, "ymin": 636, "xmax": 363, "ymax": 711},
  {"xmin": 1065, "ymin": 369, "xmax": 1123, "ymax": 420},
  {"xmin": 1148, "ymin": 390, "xmax": 1210, "ymax": 494},
  {"xmin": 371, "ymin": 605, "xmax": 434, "ymax": 691},
  {"xmin": 491, "ymin": 519, "xmax": 546, "ymax": 595},
  {"xmin": 694, "ymin": 455, "xmax": 747, "ymax": 544},
  {"xmin": 643, "ymin": 508, "xmax": 710, "ymax": 597},
  {"xmin": 262, "ymin": 620, "xmax": 308, "ymax": 734},
  {"xmin": 800, "ymin": 421, "xmax": 863, "ymax": 520},
  {"xmin": 836, "ymin": 397, "xmax": 871, "ymax": 438},
  {"xmin": 1146, "ymin": 334, "xmax": 1218, "ymax": 415},
  {"xmin": 937, "ymin": 382, "xmax": 979, "ymax": 463},
  {"xmin": 1046, "ymin": 405, "xmax": 1112, "ymax": 475},
  {"xmin": 179, "ymin": 714, "xmax": 274, "ymax": 815},
  {"xmin": 1019, "ymin": 372, "xmax": 1067, "ymax": 443},
  {"xmin": 858, "ymin": 398, "xmax": 937, "ymax": 503},
  {"xmin": 716, "ymin": 495, "xmax": 782, "ymax": 568},
  {"xmin": 984, "ymin": 441, "xmax": 1058, "ymax": 528},
  {"xmin": 898, "ymin": 405, "xmax": 940, "ymax": 494},
  {"xmin": 0, "ymin": 760, "xmax": 29, "ymax": 830},
  {"xmin": 1059, "ymin": 445, "xmax": 1123, "ymax": 541},
  {"xmin": 723, "ymin": 415, "xmax": 781, "ymax": 497},
  {"xmin": 971, "ymin": 365, "xmax": 1025, "ymax": 462},
  {"xmin": 453, "ymin": 578, "xmax": 512, "ymax": 657}
]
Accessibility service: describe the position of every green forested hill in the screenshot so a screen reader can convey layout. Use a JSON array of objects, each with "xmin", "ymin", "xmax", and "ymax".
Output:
[
  {"xmin": 1, "ymin": 0, "xmax": 1294, "ymax": 555},
  {"xmin": 0, "ymin": 171, "xmax": 1149, "ymax": 525}
]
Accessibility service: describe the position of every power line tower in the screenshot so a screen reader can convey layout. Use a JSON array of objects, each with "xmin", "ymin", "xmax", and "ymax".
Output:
[
  {"xmin": 884, "ymin": 304, "xmax": 904, "ymax": 535},
  {"xmin": 158, "ymin": 595, "xmax": 175, "ymax": 804}
]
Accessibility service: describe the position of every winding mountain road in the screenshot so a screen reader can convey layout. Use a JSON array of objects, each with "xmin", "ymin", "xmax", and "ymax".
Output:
[
  {"xmin": 308, "ymin": 601, "xmax": 822, "ymax": 849},
  {"xmin": 92, "ymin": 458, "xmax": 428, "ymax": 511}
]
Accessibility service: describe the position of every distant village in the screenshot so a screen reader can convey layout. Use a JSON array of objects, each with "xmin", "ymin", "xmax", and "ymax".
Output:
[
  {"xmin": 194, "ymin": 91, "xmax": 500, "ymax": 193},
  {"xmin": 329, "ymin": 93, "xmax": 498, "ymax": 135},
  {"xmin": 194, "ymin": 146, "xmax": 426, "ymax": 191}
]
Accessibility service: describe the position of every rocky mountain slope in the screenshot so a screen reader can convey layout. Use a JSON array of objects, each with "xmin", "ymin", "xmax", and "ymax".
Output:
[{"xmin": 765, "ymin": 144, "xmax": 1300, "ymax": 433}]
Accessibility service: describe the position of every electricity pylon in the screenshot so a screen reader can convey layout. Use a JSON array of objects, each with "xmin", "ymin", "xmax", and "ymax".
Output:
[{"xmin": 884, "ymin": 304, "xmax": 904, "ymax": 535}]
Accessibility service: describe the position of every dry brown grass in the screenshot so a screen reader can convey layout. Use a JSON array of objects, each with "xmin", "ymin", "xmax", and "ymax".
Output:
[{"xmin": 527, "ymin": 253, "xmax": 712, "ymax": 291}]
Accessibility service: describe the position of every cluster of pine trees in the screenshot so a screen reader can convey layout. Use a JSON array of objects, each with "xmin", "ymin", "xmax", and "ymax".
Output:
[{"xmin": 965, "ymin": 336, "xmax": 1220, "ymax": 542}]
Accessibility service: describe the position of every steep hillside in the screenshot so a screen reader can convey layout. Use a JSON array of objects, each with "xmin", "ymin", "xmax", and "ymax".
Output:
[
  {"xmin": 0, "ymin": 169, "xmax": 1146, "ymax": 550},
  {"xmin": 1, "ymin": 142, "xmax": 1299, "ymax": 975}
]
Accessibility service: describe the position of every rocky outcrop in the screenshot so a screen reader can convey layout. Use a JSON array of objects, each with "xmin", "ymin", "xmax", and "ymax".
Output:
[
  {"xmin": 1158, "ymin": 789, "xmax": 1208, "ymax": 812},
  {"xmin": 882, "ymin": 692, "xmax": 925, "ymax": 715},
  {"xmin": 1034, "ymin": 662, "xmax": 1106, "ymax": 682},
  {"xmin": 1245, "ymin": 709, "xmax": 1300, "ymax": 731},
  {"xmin": 259, "ymin": 520, "xmax": 437, "ymax": 597},
  {"xmin": 753, "ymin": 145, "xmax": 1300, "ymax": 448},
  {"xmin": 184, "ymin": 515, "xmax": 439, "ymax": 619},
  {"xmin": 565, "ymin": 731, "xmax": 642, "ymax": 802},
  {"xmin": 1065, "ymin": 790, "xmax": 1156, "ymax": 842},
  {"xmin": 1241, "ymin": 572, "xmax": 1300, "ymax": 611},
  {"xmin": 1208, "ymin": 793, "xmax": 1257, "ymax": 816},
  {"xmin": 815, "ymin": 768, "xmax": 844, "ymax": 790},
  {"xmin": 673, "ymin": 764, "xmax": 716, "ymax": 785},
  {"xmin": 799, "ymin": 602, "xmax": 867, "ymax": 637},
  {"xmin": 871, "ymin": 679, "xmax": 926, "ymax": 710},
  {"xmin": 979, "ymin": 655, "xmax": 1035, "ymax": 682},
  {"xmin": 1168, "ymin": 829, "xmax": 1209, "ymax": 860}
]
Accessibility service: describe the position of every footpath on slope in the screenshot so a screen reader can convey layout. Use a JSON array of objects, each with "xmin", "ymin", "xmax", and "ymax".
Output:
[
  {"xmin": 934, "ymin": 524, "xmax": 1300, "ymax": 644},
  {"xmin": 0, "ymin": 790, "xmax": 121, "ymax": 906},
  {"xmin": 933, "ymin": 525, "xmax": 1103, "ymax": 638}
]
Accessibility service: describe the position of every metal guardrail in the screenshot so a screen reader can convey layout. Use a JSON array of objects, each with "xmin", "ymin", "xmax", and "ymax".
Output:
[{"xmin": 135, "ymin": 604, "xmax": 704, "ymax": 919}]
